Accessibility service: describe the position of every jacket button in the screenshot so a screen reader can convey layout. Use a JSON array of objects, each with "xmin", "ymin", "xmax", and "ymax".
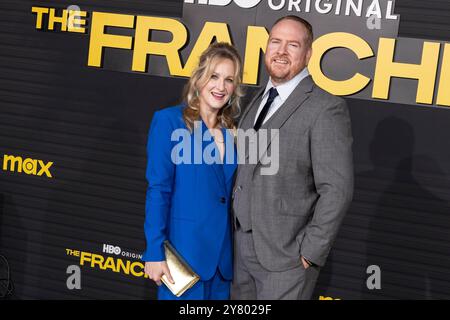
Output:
[{"xmin": 220, "ymin": 197, "xmax": 226, "ymax": 203}]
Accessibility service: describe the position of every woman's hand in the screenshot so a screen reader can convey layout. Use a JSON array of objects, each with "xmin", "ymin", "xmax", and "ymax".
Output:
[{"xmin": 144, "ymin": 261, "xmax": 175, "ymax": 286}]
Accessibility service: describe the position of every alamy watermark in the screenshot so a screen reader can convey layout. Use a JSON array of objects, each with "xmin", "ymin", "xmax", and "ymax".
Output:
[
  {"xmin": 366, "ymin": 15, "xmax": 381, "ymax": 30},
  {"xmin": 170, "ymin": 121, "xmax": 279, "ymax": 175},
  {"xmin": 66, "ymin": 265, "xmax": 81, "ymax": 290},
  {"xmin": 366, "ymin": 265, "xmax": 381, "ymax": 290},
  {"xmin": 67, "ymin": 5, "xmax": 82, "ymax": 29}
]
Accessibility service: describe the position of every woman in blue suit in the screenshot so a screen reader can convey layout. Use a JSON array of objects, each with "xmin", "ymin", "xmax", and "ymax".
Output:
[{"xmin": 142, "ymin": 43, "xmax": 243, "ymax": 300}]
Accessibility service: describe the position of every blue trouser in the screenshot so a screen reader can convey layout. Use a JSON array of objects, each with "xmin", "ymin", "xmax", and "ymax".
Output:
[{"xmin": 157, "ymin": 269, "xmax": 230, "ymax": 300}]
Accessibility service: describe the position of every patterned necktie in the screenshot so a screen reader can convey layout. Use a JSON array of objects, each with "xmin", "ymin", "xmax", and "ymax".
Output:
[{"xmin": 254, "ymin": 87, "xmax": 279, "ymax": 131}]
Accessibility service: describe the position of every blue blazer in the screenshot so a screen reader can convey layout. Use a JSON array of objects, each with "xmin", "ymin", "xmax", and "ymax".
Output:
[{"xmin": 142, "ymin": 105, "xmax": 237, "ymax": 281}]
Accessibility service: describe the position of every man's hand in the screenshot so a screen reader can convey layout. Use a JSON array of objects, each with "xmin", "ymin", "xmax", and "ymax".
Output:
[
  {"xmin": 301, "ymin": 256, "xmax": 311, "ymax": 269},
  {"xmin": 144, "ymin": 261, "xmax": 175, "ymax": 286}
]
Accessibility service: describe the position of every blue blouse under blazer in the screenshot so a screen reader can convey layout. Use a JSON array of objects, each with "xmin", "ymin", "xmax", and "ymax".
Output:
[{"xmin": 142, "ymin": 105, "xmax": 237, "ymax": 281}]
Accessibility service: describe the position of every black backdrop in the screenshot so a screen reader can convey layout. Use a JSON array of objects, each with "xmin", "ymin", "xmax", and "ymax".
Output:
[{"xmin": 1, "ymin": 0, "xmax": 450, "ymax": 299}]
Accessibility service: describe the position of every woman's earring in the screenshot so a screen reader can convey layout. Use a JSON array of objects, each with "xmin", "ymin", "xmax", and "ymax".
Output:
[
  {"xmin": 195, "ymin": 89, "xmax": 199, "ymax": 97},
  {"xmin": 227, "ymin": 98, "xmax": 232, "ymax": 107}
]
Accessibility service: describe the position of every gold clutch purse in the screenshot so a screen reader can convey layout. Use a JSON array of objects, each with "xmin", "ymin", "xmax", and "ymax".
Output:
[{"xmin": 161, "ymin": 240, "xmax": 200, "ymax": 297}]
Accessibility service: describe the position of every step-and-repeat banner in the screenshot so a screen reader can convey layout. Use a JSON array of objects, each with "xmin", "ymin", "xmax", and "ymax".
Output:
[{"xmin": 1, "ymin": 0, "xmax": 450, "ymax": 299}]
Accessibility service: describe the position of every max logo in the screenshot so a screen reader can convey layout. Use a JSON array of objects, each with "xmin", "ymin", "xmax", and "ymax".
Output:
[{"xmin": 3, "ymin": 155, "xmax": 53, "ymax": 178}]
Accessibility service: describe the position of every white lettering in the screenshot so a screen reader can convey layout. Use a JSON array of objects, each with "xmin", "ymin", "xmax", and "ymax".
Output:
[{"xmin": 268, "ymin": 0, "xmax": 286, "ymax": 11}]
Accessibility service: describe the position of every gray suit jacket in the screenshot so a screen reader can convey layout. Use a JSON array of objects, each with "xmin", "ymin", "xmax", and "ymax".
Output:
[{"xmin": 232, "ymin": 75, "xmax": 354, "ymax": 271}]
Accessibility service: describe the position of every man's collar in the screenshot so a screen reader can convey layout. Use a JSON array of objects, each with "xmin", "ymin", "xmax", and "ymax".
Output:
[{"xmin": 264, "ymin": 67, "xmax": 310, "ymax": 102}]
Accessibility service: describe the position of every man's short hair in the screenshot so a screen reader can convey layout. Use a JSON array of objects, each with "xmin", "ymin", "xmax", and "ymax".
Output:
[{"xmin": 272, "ymin": 15, "xmax": 313, "ymax": 48}]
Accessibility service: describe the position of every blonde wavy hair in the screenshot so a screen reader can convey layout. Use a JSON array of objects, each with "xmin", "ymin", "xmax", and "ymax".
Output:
[{"xmin": 182, "ymin": 42, "xmax": 244, "ymax": 132}]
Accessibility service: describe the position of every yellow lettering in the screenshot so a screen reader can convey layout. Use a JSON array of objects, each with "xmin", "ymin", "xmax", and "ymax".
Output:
[
  {"xmin": 22, "ymin": 158, "xmax": 37, "ymax": 175},
  {"xmin": 37, "ymin": 160, "xmax": 53, "ymax": 178},
  {"xmin": 88, "ymin": 12, "xmax": 134, "ymax": 67},
  {"xmin": 130, "ymin": 262, "xmax": 144, "ymax": 277},
  {"xmin": 179, "ymin": 22, "xmax": 232, "ymax": 77},
  {"xmin": 48, "ymin": 8, "xmax": 68, "ymax": 31},
  {"xmin": 373, "ymin": 38, "xmax": 440, "ymax": 104},
  {"xmin": 31, "ymin": 7, "xmax": 49, "ymax": 30},
  {"xmin": 243, "ymin": 26, "xmax": 269, "ymax": 85},
  {"xmin": 309, "ymin": 32, "xmax": 373, "ymax": 95},
  {"xmin": 80, "ymin": 252, "xmax": 92, "ymax": 265},
  {"xmin": 116, "ymin": 258, "xmax": 130, "ymax": 274},
  {"xmin": 319, "ymin": 295, "xmax": 341, "ymax": 300},
  {"xmin": 437, "ymin": 43, "xmax": 450, "ymax": 107},
  {"xmin": 90, "ymin": 253, "xmax": 105, "ymax": 268},
  {"xmin": 67, "ymin": 10, "xmax": 87, "ymax": 33},
  {"xmin": 3, "ymin": 155, "xmax": 23, "ymax": 172},
  {"xmin": 132, "ymin": 17, "xmax": 187, "ymax": 75},
  {"xmin": 102, "ymin": 257, "xmax": 116, "ymax": 271}
]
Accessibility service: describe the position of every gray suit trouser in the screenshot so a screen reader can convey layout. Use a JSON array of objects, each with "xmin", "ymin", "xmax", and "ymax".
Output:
[{"xmin": 230, "ymin": 226, "xmax": 321, "ymax": 300}]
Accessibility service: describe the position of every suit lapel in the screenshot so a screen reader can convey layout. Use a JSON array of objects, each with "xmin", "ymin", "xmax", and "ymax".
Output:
[
  {"xmin": 231, "ymin": 88, "xmax": 263, "ymax": 179},
  {"xmin": 195, "ymin": 121, "xmax": 227, "ymax": 195},
  {"xmin": 238, "ymin": 86, "xmax": 266, "ymax": 130},
  {"xmin": 223, "ymin": 128, "xmax": 237, "ymax": 183},
  {"xmin": 254, "ymin": 76, "xmax": 314, "ymax": 170},
  {"xmin": 235, "ymin": 78, "xmax": 314, "ymax": 177},
  {"xmin": 262, "ymin": 76, "xmax": 314, "ymax": 131},
  {"xmin": 212, "ymin": 161, "xmax": 227, "ymax": 194}
]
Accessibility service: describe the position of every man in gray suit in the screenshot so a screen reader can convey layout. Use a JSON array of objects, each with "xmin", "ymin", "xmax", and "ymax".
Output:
[{"xmin": 231, "ymin": 15, "xmax": 354, "ymax": 300}]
